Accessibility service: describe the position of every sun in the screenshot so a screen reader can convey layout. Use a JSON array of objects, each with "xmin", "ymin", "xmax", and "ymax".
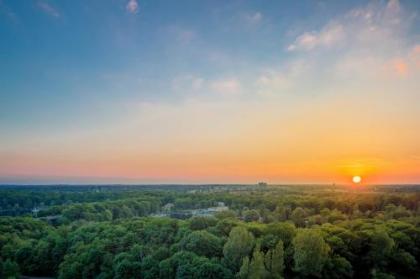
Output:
[{"xmin": 352, "ymin": 176, "xmax": 362, "ymax": 184}]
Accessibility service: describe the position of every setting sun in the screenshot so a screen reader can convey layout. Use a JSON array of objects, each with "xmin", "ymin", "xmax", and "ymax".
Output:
[{"xmin": 352, "ymin": 176, "xmax": 362, "ymax": 184}]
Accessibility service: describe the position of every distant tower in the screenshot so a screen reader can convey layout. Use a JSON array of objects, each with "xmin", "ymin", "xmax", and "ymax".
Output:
[
  {"xmin": 258, "ymin": 182, "xmax": 268, "ymax": 188},
  {"xmin": 32, "ymin": 207, "xmax": 39, "ymax": 218}
]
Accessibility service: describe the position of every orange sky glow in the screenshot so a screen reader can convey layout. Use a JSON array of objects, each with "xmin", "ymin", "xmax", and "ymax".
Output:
[{"xmin": 0, "ymin": 0, "xmax": 419, "ymax": 184}]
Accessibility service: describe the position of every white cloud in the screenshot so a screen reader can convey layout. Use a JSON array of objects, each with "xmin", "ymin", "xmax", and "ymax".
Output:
[
  {"xmin": 171, "ymin": 76, "xmax": 242, "ymax": 97},
  {"xmin": 255, "ymin": 59, "xmax": 312, "ymax": 97},
  {"xmin": 287, "ymin": 23, "xmax": 344, "ymax": 51},
  {"xmin": 287, "ymin": 0, "xmax": 410, "ymax": 52},
  {"xmin": 210, "ymin": 79, "xmax": 241, "ymax": 95},
  {"xmin": 126, "ymin": 0, "xmax": 139, "ymax": 14},
  {"xmin": 37, "ymin": 1, "xmax": 60, "ymax": 18},
  {"xmin": 258, "ymin": 0, "xmax": 419, "ymax": 100}
]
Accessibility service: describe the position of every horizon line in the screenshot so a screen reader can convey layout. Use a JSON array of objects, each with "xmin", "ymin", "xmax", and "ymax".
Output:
[{"xmin": 1, "ymin": 183, "xmax": 419, "ymax": 187}]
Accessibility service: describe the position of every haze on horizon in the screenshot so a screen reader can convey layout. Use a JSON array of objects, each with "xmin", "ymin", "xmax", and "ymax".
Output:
[{"xmin": 0, "ymin": 0, "xmax": 419, "ymax": 185}]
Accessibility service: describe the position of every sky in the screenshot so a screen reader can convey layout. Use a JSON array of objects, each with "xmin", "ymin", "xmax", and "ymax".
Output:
[{"xmin": 0, "ymin": 0, "xmax": 419, "ymax": 184}]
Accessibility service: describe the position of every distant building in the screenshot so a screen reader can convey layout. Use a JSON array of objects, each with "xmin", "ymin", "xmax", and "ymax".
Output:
[
  {"xmin": 162, "ymin": 203, "xmax": 174, "ymax": 212},
  {"xmin": 152, "ymin": 201, "xmax": 229, "ymax": 219},
  {"xmin": 190, "ymin": 202, "xmax": 229, "ymax": 217},
  {"xmin": 31, "ymin": 207, "xmax": 40, "ymax": 217}
]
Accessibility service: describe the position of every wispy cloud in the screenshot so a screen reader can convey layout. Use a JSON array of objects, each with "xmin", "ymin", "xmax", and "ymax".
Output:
[
  {"xmin": 256, "ymin": 60, "xmax": 310, "ymax": 97},
  {"xmin": 210, "ymin": 78, "xmax": 241, "ymax": 95},
  {"xmin": 287, "ymin": 0, "xmax": 410, "ymax": 53},
  {"xmin": 278, "ymin": 0, "xmax": 419, "ymax": 87},
  {"xmin": 171, "ymin": 75, "xmax": 204, "ymax": 92},
  {"xmin": 37, "ymin": 0, "xmax": 60, "ymax": 18},
  {"xmin": 165, "ymin": 25, "xmax": 196, "ymax": 46},
  {"xmin": 0, "ymin": 0, "xmax": 19, "ymax": 23},
  {"xmin": 175, "ymin": 29, "xmax": 195, "ymax": 44},
  {"xmin": 244, "ymin": 11, "xmax": 263, "ymax": 25},
  {"xmin": 126, "ymin": 0, "xmax": 139, "ymax": 14},
  {"xmin": 287, "ymin": 23, "xmax": 344, "ymax": 51},
  {"xmin": 171, "ymin": 75, "xmax": 241, "ymax": 97}
]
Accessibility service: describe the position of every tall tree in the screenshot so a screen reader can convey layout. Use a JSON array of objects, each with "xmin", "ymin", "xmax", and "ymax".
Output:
[
  {"xmin": 1, "ymin": 259, "xmax": 20, "ymax": 279},
  {"xmin": 180, "ymin": 230, "xmax": 222, "ymax": 258},
  {"xmin": 264, "ymin": 240, "xmax": 284, "ymax": 279},
  {"xmin": 293, "ymin": 229, "xmax": 330, "ymax": 277},
  {"xmin": 290, "ymin": 207, "xmax": 307, "ymax": 227},
  {"xmin": 249, "ymin": 245, "xmax": 267, "ymax": 279},
  {"xmin": 369, "ymin": 228, "xmax": 395, "ymax": 268},
  {"xmin": 238, "ymin": 257, "xmax": 250, "ymax": 279},
  {"xmin": 223, "ymin": 226, "xmax": 254, "ymax": 272}
]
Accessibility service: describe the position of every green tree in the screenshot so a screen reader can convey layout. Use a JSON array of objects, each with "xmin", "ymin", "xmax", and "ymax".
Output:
[
  {"xmin": 1, "ymin": 259, "xmax": 20, "ymax": 279},
  {"xmin": 322, "ymin": 256, "xmax": 353, "ymax": 279},
  {"xmin": 369, "ymin": 229, "xmax": 395, "ymax": 267},
  {"xmin": 223, "ymin": 226, "xmax": 255, "ymax": 271},
  {"xmin": 113, "ymin": 252, "xmax": 142, "ymax": 279},
  {"xmin": 238, "ymin": 257, "xmax": 250, "ymax": 279},
  {"xmin": 189, "ymin": 216, "xmax": 217, "ymax": 230},
  {"xmin": 159, "ymin": 259, "xmax": 173, "ymax": 279},
  {"xmin": 160, "ymin": 251, "xmax": 231, "ymax": 279},
  {"xmin": 293, "ymin": 229, "xmax": 330, "ymax": 277},
  {"xmin": 180, "ymin": 230, "xmax": 222, "ymax": 258},
  {"xmin": 371, "ymin": 269, "xmax": 395, "ymax": 279},
  {"xmin": 196, "ymin": 260, "xmax": 232, "ymax": 279},
  {"xmin": 249, "ymin": 245, "xmax": 267, "ymax": 279},
  {"xmin": 243, "ymin": 210, "xmax": 260, "ymax": 222},
  {"xmin": 141, "ymin": 256, "xmax": 160, "ymax": 279},
  {"xmin": 290, "ymin": 207, "xmax": 307, "ymax": 227},
  {"xmin": 389, "ymin": 249, "xmax": 416, "ymax": 274},
  {"xmin": 273, "ymin": 206, "xmax": 288, "ymax": 222},
  {"xmin": 264, "ymin": 240, "xmax": 284, "ymax": 279}
]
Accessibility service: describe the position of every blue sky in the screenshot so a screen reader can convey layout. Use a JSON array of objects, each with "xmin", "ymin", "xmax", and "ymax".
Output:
[{"xmin": 0, "ymin": 0, "xmax": 419, "ymax": 184}]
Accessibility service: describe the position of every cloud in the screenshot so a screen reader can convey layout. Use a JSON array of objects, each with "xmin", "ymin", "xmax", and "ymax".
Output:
[
  {"xmin": 255, "ymin": 0, "xmax": 420, "ymax": 103},
  {"xmin": 126, "ymin": 0, "xmax": 139, "ymax": 14},
  {"xmin": 166, "ymin": 26, "xmax": 196, "ymax": 44},
  {"xmin": 210, "ymin": 79, "xmax": 241, "ymax": 95},
  {"xmin": 0, "ymin": 0, "xmax": 19, "ymax": 23},
  {"xmin": 286, "ymin": 0, "xmax": 418, "ymax": 77},
  {"xmin": 3, "ymin": 0, "xmax": 418, "ymax": 184},
  {"xmin": 287, "ymin": 23, "xmax": 344, "ymax": 51},
  {"xmin": 384, "ymin": 44, "xmax": 420, "ymax": 77},
  {"xmin": 413, "ymin": 45, "xmax": 420, "ymax": 69},
  {"xmin": 171, "ymin": 76, "xmax": 242, "ymax": 97},
  {"xmin": 256, "ymin": 59, "xmax": 310, "ymax": 96},
  {"xmin": 391, "ymin": 58, "xmax": 408, "ymax": 76},
  {"xmin": 37, "ymin": 1, "xmax": 60, "ymax": 18},
  {"xmin": 244, "ymin": 12, "xmax": 263, "ymax": 25},
  {"xmin": 170, "ymin": 0, "xmax": 418, "ymax": 102},
  {"xmin": 171, "ymin": 75, "xmax": 204, "ymax": 92},
  {"xmin": 287, "ymin": 0, "xmax": 409, "ymax": 52},
  {"xmin": 191, "ymin": 77, "xmax": 204, "ymax": 90},
  {"xmin": 175, "ymin": 29, "xmax": 195, "ymax": 44}
]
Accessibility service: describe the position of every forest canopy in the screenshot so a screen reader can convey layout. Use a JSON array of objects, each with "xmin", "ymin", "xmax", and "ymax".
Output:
[{"xmin": 0, "ymin": 184, "xmax": 420, "ymax": 279}]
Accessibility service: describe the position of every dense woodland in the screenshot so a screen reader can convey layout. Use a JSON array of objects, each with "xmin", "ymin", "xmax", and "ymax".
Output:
[{"xmin": 0, "ymin": 184, "xmax": 420, "ymax": 279}]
